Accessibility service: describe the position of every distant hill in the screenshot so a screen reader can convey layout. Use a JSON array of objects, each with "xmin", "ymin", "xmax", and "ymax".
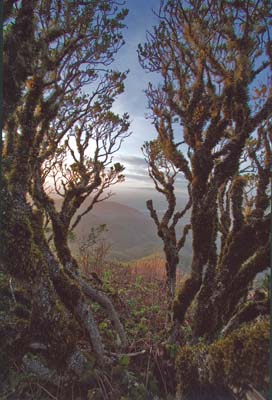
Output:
[
  {"xmin": 53, "ymin": 197, "xmax": 192, "ymax": 269},
  {"xmin": 73, "ymin": 200, "xmax": 162, "ymax": 261}
]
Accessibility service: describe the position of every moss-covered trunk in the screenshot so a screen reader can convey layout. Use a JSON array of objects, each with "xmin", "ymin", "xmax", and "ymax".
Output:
[
  {"xmin": 165, "ymin": 248, "xmax": 179, "ymax": 301},
  {"xmin": 0, "ymin": 178, "xmax": 116, "ymax": 398},
  {"xmin": 175, "ymin": 318, "xmax": 269, "ymax": 399},
  {"xmin": 0, "ymin": 185, "xmax": 82, "ymax": 388},
  {"xmin": 1, "ymin": 2, "xmax": 130, "ymax": 394}
]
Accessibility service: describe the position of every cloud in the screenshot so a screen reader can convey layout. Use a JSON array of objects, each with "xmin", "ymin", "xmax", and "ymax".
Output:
[
  {"xmin": 96, "ymin": 1, "xmax": 190, "ymax": 201},
  {"xmin": 110, "ymin": 0, "xmax": 161, "ymax": 157},
  {"xmin": 115, "ymin": 154, "xmax": 149, "ymax": 177},
  {"xmin": 118, "ymin": 155, "xmax": 147, "ymax": 168},
  {"xmin": 113, "ymin": 183, "xmax": 190, "ymax": 212},
  {"xmin": 114, "ymin": 152, "xmax": 189, "ymax": 191},
  {"xmin": 124, "ymin": 173, "xmax": 151, "ymax": 183}
]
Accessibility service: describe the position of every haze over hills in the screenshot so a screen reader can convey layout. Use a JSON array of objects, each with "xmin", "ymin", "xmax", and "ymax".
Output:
[
  {"xmin": 112, "ymin": 185, "xmax": 189, "ymax": 214},
  {"xmin": 73, "ymin": 200, "xmax": 162, "ymax": 261},
  {"xmin": 76, "ymin": 200, "xmax": 192, "ymax": 269},
  {"xmin": 53, "ymin": 195, "xmax": 192, "ymax": 269}
]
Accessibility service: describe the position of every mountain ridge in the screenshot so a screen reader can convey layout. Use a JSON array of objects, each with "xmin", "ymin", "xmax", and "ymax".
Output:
[
  {"xmin": 52, "ymin": 196, "xmax": 192, "ymax": 268},
  {"xmin": 71, "ymin": 199, "xmax": 162, "ymax": 261}
]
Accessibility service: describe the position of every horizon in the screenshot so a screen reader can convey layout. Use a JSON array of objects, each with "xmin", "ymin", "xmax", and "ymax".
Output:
[
  {"xmin": 45, "ymin": 0, "xmax": 189, "ymax": 209},
  {"xmin": 51, "ymin": 186, "xmax": 189, "ymax": 214}
]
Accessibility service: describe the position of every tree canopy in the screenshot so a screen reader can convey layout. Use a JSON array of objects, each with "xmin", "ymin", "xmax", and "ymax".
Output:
[
  {"xmin": 1, "ymin": 0, "xmax": 130, "ymax": 395},
  {"xmin": 1, "ymin": 0, "xmax": 271, "ymax": 399},
  {"xmin": 139, "ymin": 0, "xmax": 270, "ymax": 396}
]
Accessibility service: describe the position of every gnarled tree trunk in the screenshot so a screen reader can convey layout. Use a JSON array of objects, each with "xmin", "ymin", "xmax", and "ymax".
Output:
[{"xmin": 1, "ymin": 1, "xmax": 129, "ymax": 397}]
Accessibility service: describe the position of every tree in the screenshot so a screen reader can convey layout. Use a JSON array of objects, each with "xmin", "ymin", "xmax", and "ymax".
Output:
[
  {"xmin": 139, "ymin": 0, "xmax": 271, "ymax": 397},
  {"xmin": 1, "ymin": 0, "xmax": 129, "ymax": 396},
  {"xmin": 142, "ymin": 139, "xmax": 191, "ymax": 305}
]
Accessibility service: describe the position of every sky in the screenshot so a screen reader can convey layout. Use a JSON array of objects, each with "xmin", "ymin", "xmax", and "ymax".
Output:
[
  {"xmin": 48, "ymin": 1, "xmax": 188, "ymax": 212},
  {"xmin": 103, "ymin": 0, "xmax": 188, "ymax": 210},
  {"xmin": 112, "ymin": 0, "xmax": 160, "ymax": 156}
]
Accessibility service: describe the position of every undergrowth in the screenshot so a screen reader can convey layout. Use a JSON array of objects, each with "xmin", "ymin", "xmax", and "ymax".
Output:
[{"xmin": 80, "ymin": 256, "xmax": 186, "ymax": 399}]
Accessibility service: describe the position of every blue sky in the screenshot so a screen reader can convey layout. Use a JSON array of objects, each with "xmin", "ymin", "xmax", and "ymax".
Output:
[
  {"xmin": 109, "ymin": 0, "xmax": 271, "ymax": 211},
  {"xmin": 111, "ymin": 1, "xmax": 160, "ymax": 173},
  {"xmin": 49, "ymin": 1, "xmax": 188, "ymax": 212},
  {"xmin": 112, "ymin": 0, "xmax": 160, "ymax": 145},
  {"xmin": 105, "ymin": 0, "xmax": 189, "ymax": 210}
]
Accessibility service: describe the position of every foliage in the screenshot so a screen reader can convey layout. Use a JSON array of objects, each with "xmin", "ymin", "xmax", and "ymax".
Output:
[
  {"xmin": 139, "ymin": 0, "xmax": 271, "ymax": 396},
  {"xmin": 1, "ymin": 0, "xmax": 130, "ymax": 396},
  {"xmin": 78, "ymin": 224, "xmax": 111, "ymax": 275},
  {"xmin": 1, "ymin": 0, "xmax": 271, "ymax": 398},
  {"xmin": 76, "ymin": 256, "xmax": 185, "ymax": 397},
  {"xmin": 139, "ymin": 0, "xmax": 271, "ymax": 331}
]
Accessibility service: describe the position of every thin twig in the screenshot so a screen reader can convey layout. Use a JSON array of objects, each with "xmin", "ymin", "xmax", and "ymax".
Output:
[
  {"xmin": 145, "ymin": 346, "xmax": 152, "ymax": 388},
  {"xmin": 9, "ymin": 278, "xmax": 16, "ymax": 303},
  {"xmin": 35, "ymin": 383, "xmax": 57, "ymax": 400},
  {"xmin": 153, "ymin": 349, "xmax": 168, "ymax": 397},
  {"xmin": 106, "ymin": 349, "xmax": 146, "ymax": 358}
]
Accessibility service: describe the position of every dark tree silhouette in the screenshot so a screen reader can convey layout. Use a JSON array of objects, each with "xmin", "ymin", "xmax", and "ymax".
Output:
[
  {"xmin": 142, "ymin": 139, "xmax": 191, "ymax": 304},
  {"xmin": 1, "ymin": 0, "xmax": 129, "ymax": 396},
  {"xmin": 139, "ymin": 0, "xmax": 271, "ymax": 397}
]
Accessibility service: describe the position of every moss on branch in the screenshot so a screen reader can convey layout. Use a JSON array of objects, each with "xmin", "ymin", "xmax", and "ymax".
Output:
[{"xmin": 175, "ymin": 318, "xmax": 269, "ymax": 399}]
